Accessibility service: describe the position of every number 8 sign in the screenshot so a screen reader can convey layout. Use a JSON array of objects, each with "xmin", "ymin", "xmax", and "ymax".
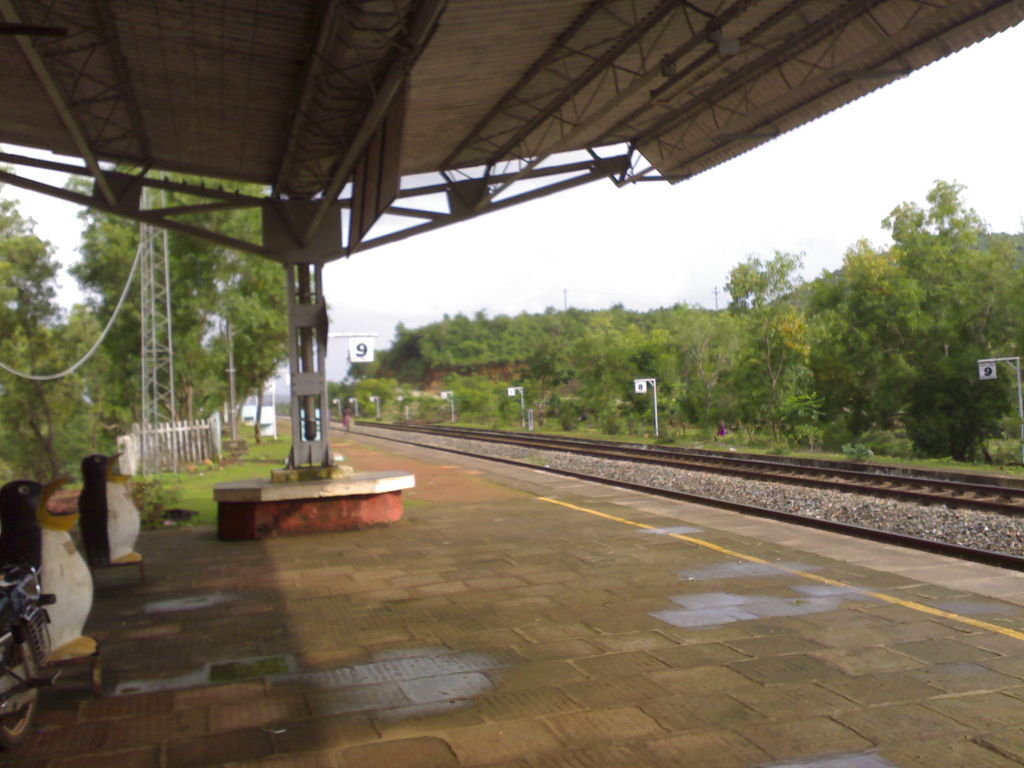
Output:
[
  {"xmin": 349, "ymin": 337, "xmax": 375, "ymax": 363},
  {"xmin": 978, "ymin": 362, "xmax": 997, "ymax": 380}
]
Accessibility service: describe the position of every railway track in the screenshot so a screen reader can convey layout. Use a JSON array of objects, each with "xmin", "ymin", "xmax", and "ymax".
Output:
[
  {"xmin": 359, "ymin": 422, "xmax": 1024, "ymax": 515},
  {"xmin": 350, "ymin": 421, "xmax": 1024, "ymax": 571}
]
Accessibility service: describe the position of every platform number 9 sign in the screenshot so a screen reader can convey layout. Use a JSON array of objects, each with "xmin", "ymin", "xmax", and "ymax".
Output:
[
  {"xmin": 349, "ymin": 337, "xmax": 375, "ymax": 363},
  {"xmin": 978, "ymin": 362, "xmax": 997, "ymax": 380}
]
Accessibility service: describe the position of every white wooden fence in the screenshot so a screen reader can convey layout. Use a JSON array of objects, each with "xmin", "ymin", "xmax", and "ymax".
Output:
[{"xmin": 117, "ymin": 413, "xmax": 222, "ymax": 475}]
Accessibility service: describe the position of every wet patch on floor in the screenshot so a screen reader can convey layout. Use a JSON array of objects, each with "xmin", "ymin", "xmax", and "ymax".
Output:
[
  {"xmin": 269, "ymin": 646, "xmax": 508, "ymax": 720},
  {"xmin": 641, "ymin": 525, "xmax": 703, "ymax": 536},
  {"xmin": 760, "ymin": 753, "xmax": 897, "ymax": 767},
  {"xmin": 143, "ymin": 592, "xmax": 238, "ymax": 614},
  {"xmin": 680, "ymin": 561, "xmax": 822, "ymax": 581},
  {"xmin": 115, "ymin": 654, "xmax": 298, "ymax": 694},
  {"xmin": 651, "ymin": 585, "xmax": 870, "ymax": 629}
]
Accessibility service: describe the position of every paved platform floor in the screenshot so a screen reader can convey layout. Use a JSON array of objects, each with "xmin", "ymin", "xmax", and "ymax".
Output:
[{"xmin": 8, "ymin": 429, "xmax": 1024, "ymax": 767}]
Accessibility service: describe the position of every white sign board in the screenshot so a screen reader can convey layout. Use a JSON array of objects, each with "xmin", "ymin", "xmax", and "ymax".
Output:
[
  {"xmin": 507, "ymin": 387, "xmax": 518, "ymax": 397},
  {"xmin": 979, "ymin": 361, "xmax": 997, "ymax": 380},
  {"xmin": 348, "ymin": 337, "xmax": 375, "ymax": 363},
  {"xmin": 634, "ymin": 379, "xmax": 648, "ymax": 394}
]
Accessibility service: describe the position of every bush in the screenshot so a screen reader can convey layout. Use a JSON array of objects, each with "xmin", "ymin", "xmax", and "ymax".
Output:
[
  {"xmin": 841, "ymin": 443, "xmax": 874, "ymax": 461},
  {"xmin": 859, "ymin": 430, "xmax": 915, "ymax": 459},
  {"xmin": 130, "ymin": 477, "xmax": 181, "ymax": 529},
  {"xmin": 792, "ymin": 424, "xmax": 824, "ymax": 452},
  {"xmin": 655, "ymin": 430, "xmax": 675, "ymax": 445},
  {"xmin": 601, "ymin": 411, "xmax": 623, "ymax": 435}
]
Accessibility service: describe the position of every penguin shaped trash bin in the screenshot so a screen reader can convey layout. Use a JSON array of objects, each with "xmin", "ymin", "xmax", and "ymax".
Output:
[
  {"xmin": 0, "ymin": 478, "xmax": 98, "ymax": 663},
  {"xmin": 78, "ymin": 454, "xmax": 144, "ymax": 579}
]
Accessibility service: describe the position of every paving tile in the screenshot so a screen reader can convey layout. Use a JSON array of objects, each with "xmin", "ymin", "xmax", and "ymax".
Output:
[
  {"xmin": 884, "ymin": 738, "xmax": 1024, "ymax": 767},
  {"xmin": 164, "ymin": 728, "xmax": 273, "ymax": 768},
  {"xmin": 209, "ymin": 693, "xmax": 310, "ymax": 730},
  {"xmin": 224, "ymin": 750, "xmax": 346, "ymax": 768},
  {"xmin": 895, "ymin": 637, "xmax": 1002, "ymax": 664},
  {"xmin": 731, "ymin": 682, "xmax": 858, "ymax": 718},
  {"xmin": 513, "ymin": 639, "xmax": 602, "ymax": 661},
  {"xmin": 523, "ymin": 743, "xmax": 662, "ymax": 767},
  {"xmin": 497, "ymin": 660, "xmax": 588, "ymax": 691},
  {"xmin": 972, "ymin": 730, "xmax": 1024, "ymax": 763},
  {"xmin": 342, "ymin": 736, "xmax": 457, "ymax": 768},
  {"xmin": 649, "ymin": 641, "xmax": 751, "ymax": 669},
  {"xmin": 101, "ymin": 707, "xmax": 209, "ymax": 750},
  {"xmin": 640, "ymin": 691, "xmax": 763, "ymax": 731},
  {"xmin": 649, "ymin": 664, "xmax": 761, "ymax": 694},
  {"xmin": 833, "ymin": 701, "xmax": 973, "ymax": 744},
  {"xmin": 924, "ymin": 692, "xmax": 1024, "ymax": 730},
  {"xmin": 572, "ymin": 651, "xmax": 672, "ymax": 678},
  {"xmin": 905, "ymin": 662, "xmax": 1023, "ymax": 693},
  {"xmin": 729, "ymin": 653, "xmax": 849, "ymax": 685},
  {"xmin": 546, "ymin": 705, "xmax": 667, "ymax": 744},
  {"xmin": 587, "ymin": 631, "xmax": 677, "ymax": 653},
  {"xmin": 978, "ymin": 655, "xmax": 1024, "ymax": 682},
  {"xmin": 446, "ymin": 720, "xmax": 561, "ymax": 765},
  {"xmin": 374, "ymin": 702, "xmax": 485, "ymax": 740},
  {"xmin": 810, "ymin": 645, "xmax": 923, "ymax": 675},
  {"xmin": 171, "ymin": 684, "xmax": 264, "ymax": 712},
  {"xmin": 269, "ymin": 713, "xmax": 377, "ymax": 755},
  {"xmin": 736, "ymin": 715, "xmax": 874, "ymax": 761},
  {"xmin": 45, "ymin": 747, "xmax": 160, "ymax": 768},
  {"xmin": 819, "ymin": 671, "xmax": 943, "ymax": 705},
  {"xmin": 78, "ymin": 691, "xmax": 174, "ymax": 721},
  {"xmin": 645, "ymin": 729, "xmax": 772, "ymax": 767},
  {"xmin": 477, "ymin": 686, "xmax": 582, "ymax": 720},
  {"xmin": 724, "ymin": 634, "xmax": 825, "ymax": 657},
  {"xmin": 563, "ymin": 674, "xmax": 670, "ymax": 708}
]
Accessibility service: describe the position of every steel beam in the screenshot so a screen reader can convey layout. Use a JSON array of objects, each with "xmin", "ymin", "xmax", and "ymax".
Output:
[
  {"xmin": 350, "ymin": 154, "xmax": 628, "ymax": 254},
  {"xmin": 0, "ymin": 0, "xmax": 117, "ymax": 205},
  {"xmin": 303, "ymin": 0, "xmax": 446, "ymax": 244},
  {"xmin": 272, "ymin": 0, "xmax": 347, "ymax": 198},
  {"xmin": 0, "ymin": 168, "xmax": 268, "ymax": 257}
]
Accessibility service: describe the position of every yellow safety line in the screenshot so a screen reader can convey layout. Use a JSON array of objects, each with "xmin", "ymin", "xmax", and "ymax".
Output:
[{"xmin": 538, "ymin": 496, "xmax": 1024, "ymax": 642}]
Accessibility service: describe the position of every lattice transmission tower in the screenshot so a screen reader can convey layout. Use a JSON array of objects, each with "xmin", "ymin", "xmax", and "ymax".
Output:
[{"xmin": 139, "ymin": 187, "xmax": 177, "ymax": 474}]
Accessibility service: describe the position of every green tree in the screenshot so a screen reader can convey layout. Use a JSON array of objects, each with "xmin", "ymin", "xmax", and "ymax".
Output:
[
  {"xmin": 882, "ymin": 181, "xmax": 1018, "ymax": 460},
  {"xmin": 726, "ymin": 252, "xmax": 809, "ymax": 436},
  {"xmin": 72, "ymin": 179, "xmax": 286, "ymax": 434},
  {"xmin": 0, "ymin": 194, "xmax": 98, "ymax": 478}
]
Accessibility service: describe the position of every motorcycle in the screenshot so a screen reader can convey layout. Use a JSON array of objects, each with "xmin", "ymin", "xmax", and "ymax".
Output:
[{"xmin": 0, "ymin": 564, "xmax": 53, "ymax": 749}]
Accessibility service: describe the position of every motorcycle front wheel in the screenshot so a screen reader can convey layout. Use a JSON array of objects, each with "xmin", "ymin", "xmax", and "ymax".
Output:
[{"xmin": 0, "ymin": 642, "xmax": 39, "ymax": 750}]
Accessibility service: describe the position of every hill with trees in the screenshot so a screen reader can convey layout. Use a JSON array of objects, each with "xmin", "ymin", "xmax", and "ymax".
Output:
[{"xmin": 356, "ymin": 181, "xmax": 1024, "ymax": 464}]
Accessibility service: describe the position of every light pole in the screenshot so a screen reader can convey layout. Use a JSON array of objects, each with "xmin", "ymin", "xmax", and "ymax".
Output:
[
  {"xmin": 369, "ymin": 395, "xmax": 381, "ymax": 420},
  {"xmin": 507, "ymin": 386, "xmax": 525, "ymax": 428},
  {"xmin": 332, "ymin": 398, "xmax": 340, "ymax": 418},
  {"xmin": 633, "ymin": 378, "xmax": 659, "ymax": 438},
  {"xmin": 440, "ymin": 391, "xmax": 456, "ymax": 422},
  {"xmin": 347, "ymin": 396, "xmax": 360, "ymax": 418},
  {"xmin": 978, "ymin": 356, "xmax": 1024, "ymax": 463}
]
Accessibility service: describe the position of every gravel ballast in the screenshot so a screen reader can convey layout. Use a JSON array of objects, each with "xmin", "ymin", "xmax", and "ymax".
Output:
[{"xmin": 356, "ymin": 425, "xmax": 1024, "ymax": 557}]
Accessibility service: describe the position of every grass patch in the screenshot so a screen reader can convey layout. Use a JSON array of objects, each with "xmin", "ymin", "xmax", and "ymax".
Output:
[{"xmin": 149, "ymin": 438, "xmax": 292, "ymax": 526}]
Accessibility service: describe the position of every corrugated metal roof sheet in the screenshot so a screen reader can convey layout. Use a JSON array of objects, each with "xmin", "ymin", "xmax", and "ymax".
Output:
[{"xmin": 0, "ymin": 0, "xmax": 1021, "ymax": 198}]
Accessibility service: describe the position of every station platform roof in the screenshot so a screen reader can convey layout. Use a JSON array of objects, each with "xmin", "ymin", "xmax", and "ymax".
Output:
[{"xmin": 1, "ymin": 1, "xmax": 1022, "ymax": 253}]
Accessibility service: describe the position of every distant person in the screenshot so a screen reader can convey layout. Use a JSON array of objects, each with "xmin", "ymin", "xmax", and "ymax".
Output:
[
  {"xmin": 716, "ymin": 421, "xmax": 728, "ymax": 440},
  {"xmin": 342, "ymin": 405, "xmax": 353, "ymax": 432}
]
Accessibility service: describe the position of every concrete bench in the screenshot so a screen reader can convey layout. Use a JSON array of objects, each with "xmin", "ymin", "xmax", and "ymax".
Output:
[{"xmin": 214, "ymin": 471, "xmax": 415, "ymax": 540}]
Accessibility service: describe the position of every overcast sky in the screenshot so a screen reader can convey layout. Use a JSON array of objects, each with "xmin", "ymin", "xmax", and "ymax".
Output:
[{"xmin": 3, "ymin": 22, "xmax": 1024, "ymax": 381}]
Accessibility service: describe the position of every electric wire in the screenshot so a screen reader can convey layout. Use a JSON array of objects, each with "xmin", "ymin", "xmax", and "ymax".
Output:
[{"xmin": 0, "ymin": 239, "xmax": 144, "ymax": 381}]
